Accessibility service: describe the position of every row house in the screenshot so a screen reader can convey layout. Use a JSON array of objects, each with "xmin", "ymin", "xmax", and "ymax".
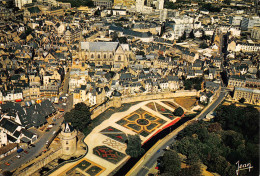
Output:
[
  {"xmin": 0, "ymin": 89, "xmax": 23, "ymax": 102},
  {"xmin": 233, "ymin": 87, "xmax": 260, "ymax": 105},
  {"xmin": 228, "ymin": 75, "xmax": 246, "ymax": 89}
]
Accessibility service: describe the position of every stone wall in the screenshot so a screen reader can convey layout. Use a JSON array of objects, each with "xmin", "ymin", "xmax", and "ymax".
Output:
[
  {"xmin": 91, "ymin": 90, "xmax": 199, "ymax": 119},
  {"xmin": 13, "ymin": 148, "xmax": 62, "ymax": 176}
]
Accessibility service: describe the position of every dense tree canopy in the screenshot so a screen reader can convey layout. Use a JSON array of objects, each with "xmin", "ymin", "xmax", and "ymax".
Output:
[
  {"xmin": 64, "ymin": 103, "xmax": 91, "ymax": 132},
  {"xmin": 174, "ymin": 107, "xmax": 184, "ymax": 116},
  {"xmin": 125, "ymin": 134, "xmax": 144, "ymax": 158},
  {"xmin": 166, "ymin": 105, "xmax": 259, "ymax": 176},
  {"xmin": 59, "ymin": 0, "xmax": 94, "ymax": 7},
  {"xmin": 161, "ymin": 150, "xmax": 181, "ymax": 175},
  {"xmin": 199, "ymin": 42, "xmax": 208, "ymax": 49},
  {"xmin": 183, "ymin": 77, "xmax": 203, "ymax": 90}
]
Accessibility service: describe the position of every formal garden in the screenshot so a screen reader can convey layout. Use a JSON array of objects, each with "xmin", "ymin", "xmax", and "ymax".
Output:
[
  {"xmin": 93, "ymin": 146, "xmax": 126, "ymax": 164},
  {"xmin": 146, "ymin": 102, "xmax": 175, "ymax": 119},
  {"xmin": 116, "ymin": 108, "xmax": 167, "ymax": 137},
  {"xmin": 100, "ymin": 126, "xmax": 127, "ymax": 143},
  {"xmin": 65, "ymin": 159, "xmax": 104, "ymax": 176}
]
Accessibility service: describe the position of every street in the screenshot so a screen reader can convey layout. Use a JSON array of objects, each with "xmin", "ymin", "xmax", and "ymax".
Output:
[
  {"xmin": 131, "ymin": 87, "xmax": 228, "ymax": 176},
  {"xmin": 0, "ymin": 113, "xmax": 64, "ymax": 172}
]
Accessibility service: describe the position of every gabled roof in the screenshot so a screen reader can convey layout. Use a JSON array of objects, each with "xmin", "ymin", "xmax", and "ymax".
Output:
[
  {"xmin": 81, "ymin": 42, "xmax": 119, "ymax": 52},
  {"xmin": 0, "ymin": 118, "xmax": 19, "ymax": 133},
  {"xmin": 21, "ymin": 128, "xmax": 35, "ymax": 139}
]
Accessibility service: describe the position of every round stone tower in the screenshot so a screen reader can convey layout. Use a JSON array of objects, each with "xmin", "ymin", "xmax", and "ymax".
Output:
[
  {"xmin": 113, "ymin": 90, "xmax": 122, "ymax": 108},
  {"xmin": 60, "ymin": 123, "xmax": 77, "ymax": 155}
]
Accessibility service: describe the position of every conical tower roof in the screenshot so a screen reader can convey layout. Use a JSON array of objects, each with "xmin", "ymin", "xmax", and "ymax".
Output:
[{"xmin": 64, "ymin": 122, "xmax": 74, "ymax": 133}]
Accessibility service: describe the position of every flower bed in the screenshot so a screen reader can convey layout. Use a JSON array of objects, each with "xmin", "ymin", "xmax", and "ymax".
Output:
[
  {"xmin": 100, "ymin": 126, "xmax": 127, "ymax": 143},
  {"xmin": 93, "ymin": 146, "xmax": 126, "ymax": 164}
]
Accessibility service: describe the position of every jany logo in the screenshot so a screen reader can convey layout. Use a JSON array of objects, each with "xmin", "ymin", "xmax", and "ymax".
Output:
[{"xmin": 236, "ymin": 161, "xmax": 253, "ymax": 175}]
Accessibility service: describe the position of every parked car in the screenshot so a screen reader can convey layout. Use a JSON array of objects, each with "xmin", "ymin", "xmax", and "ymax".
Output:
[
  {"xmin": 24, "ymin": 150, "xmax": 28, "ymax": 154},
  {"xmin": 16, "ymin": 155, "xmax": 21, "ymax": 159},
  {"xmin": 17, "ymin": 148, "xmax": 23, "ymax": 153},
  {"xmin": 5, "ymin": 162, "xmax": 10, "ymax": 166},
  {"xmin": 30, "ymin": 144, "xmax": 35, "ymax": 147}
]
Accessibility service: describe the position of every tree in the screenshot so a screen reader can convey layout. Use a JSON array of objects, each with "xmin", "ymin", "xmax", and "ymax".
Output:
[
  {"xmin": 118, "ymin": 37, "xmax": 127, "ymax": 44},
  {"xmin": 136, "ymin": 50, "xmax": 145, "ymax": 56},
  {"xmin": 161, "ymin": 150, "xmax": 181, "ymax": 175},
  {"xmin": 199, "ymin": 42, "xmax": 208, "ymax": 49},
  {"xmin": 177, "ymin": 38, "xmax": 182, "ymax": 43},
  {"xmin": 94, "ymin": 8, "xmax": 101, "ymax": 16},
  {"xmin": 58, "ymin": 0, "xmax": 94, "ymax": 7},
  {"xmin": 239, "ymin": 98, "xmax": 245, "ymax": 103},
  {"xmin": 184, "ymin": 79, "xmax": 192, "ymax": 90},
  {"xmin": 178, "ymin": 163, "xmax": 201, "ymax": 176},
  {"xmin": 164, "ymin": 0, "xmax": 178, "ymax": 9},
  {"xmin": 189, "ymin": 30, "xmax": 195, "ymax": 39},
  {"xmin": 111, "ymin": 32, "xmax": 118, "ymax": 42},
  {"xmin": 64, "ymin": 103, "xmax": 91, "ymax": 132},
  {"xmin": 223, "ymin": 0, "xmax": 231, "ymax": 5},
  {"xmin": 174, "ymin": 107, "xmax": 184, "ymax": 116},
  {"xmin": 181, "ymin": 31, "xmax": 187, "ymax": 40},
  {"xmin": 125, "ymin": 134, "xmax": 144, "ymax": 158},
  {"xmin": 2, "ymin": 171, "xmax": 13, "ymax": 176}
]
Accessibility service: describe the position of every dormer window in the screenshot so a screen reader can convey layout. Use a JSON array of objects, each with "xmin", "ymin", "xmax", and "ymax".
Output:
[{"xmin": 118, "ymin": 56, "xmax": 121, "ymax": 61}]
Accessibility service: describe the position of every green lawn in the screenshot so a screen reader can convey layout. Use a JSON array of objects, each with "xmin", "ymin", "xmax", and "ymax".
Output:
[
  {"xmin": 84, "ymin": 102, "xmax": 139, "ymax": 136},
  {"xmin": 85, "ymin": 166, "xmax": 102, "ymax": 175}
]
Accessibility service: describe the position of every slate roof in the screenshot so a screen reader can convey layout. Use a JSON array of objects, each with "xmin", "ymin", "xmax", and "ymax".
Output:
[
  {"xmin": 1, "ymin": 100, "xmax": 55, "ymax": 128},
  {"xmin": 63, "ymin": 123, "xmax": 74, "ymax": 133},
  {"xmin": 0, "ymin": 118, "xmax": 18, "ymax": 133},
  {"xmin": 13, "ymin": 131, "xmax": 21, "ymax": 138},
  {"xmin": 21, "ymin": 128, "xmax": 35, "ymax": 139},
  {"xmin": 7, "ymin": 134, "xmax": 17, "ymax": 143},
  {"xmin": 20, "ymin": 137, "xmax": 30, "ymax": 143},
  {"xmin": 109, "ymin": 25, "xmax": 152, "ymax": 38},
  {"xmin": 81, "ymin": 42, "xmax": 119, "ymax": 52}
]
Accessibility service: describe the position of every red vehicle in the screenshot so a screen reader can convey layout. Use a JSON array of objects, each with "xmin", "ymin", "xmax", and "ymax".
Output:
[
  {"xmin": 24, "ymin": 150, "xmax": 28, "ymax": 154},
  {"xmin": 5, "ymin": 162, "xmax": 10, "ymax": 166},
  {"xmin": 15, "ymin": 99, "xmax": 22, "ymax": 102},
  {"xmin": 59, "ymin": 109, "xmax": 65, "ymax": 112}
]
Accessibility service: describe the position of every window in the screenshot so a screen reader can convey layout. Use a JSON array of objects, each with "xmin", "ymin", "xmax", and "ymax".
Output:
[
  {"xmin": 110, "ymin": 54, "xmax": 112, "ymax": 58},
  {"xmin": 118, "ymin": 56, "xmax": 121, "ymax": 61},
  {"xmin": 66, "ymin": 147, "xmax": 69, "ymax": 150},
  {"xmin": 91, "ymin": 54, "xmax": 94, "ymax": 58},
  {"xmin": 104, "ymin": 54, "xmax": 106, "ymax": 59},
  {"xmin": 66, "ymin": 141, "xmax": 68, "ymax": 145},
  {"xmin": 98, "ymin": 54, "xmax": 100, "ymax": 59}
]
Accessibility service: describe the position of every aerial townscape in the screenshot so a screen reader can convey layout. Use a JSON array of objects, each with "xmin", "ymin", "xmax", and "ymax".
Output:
[{"xmin": 0, "ymin": 0, "xmax": 259, "ymax": 175}]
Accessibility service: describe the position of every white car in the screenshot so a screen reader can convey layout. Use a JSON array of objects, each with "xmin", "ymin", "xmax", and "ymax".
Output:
[
  {"xmin": 16, "ymin": 155, "xmax": 21, "ymax": 159},
  {"xmin": 62, "ymin": 103, "xmax": 66, "ymax": 106},
  {"xmin": 53, "ymin": 131, "xmax": 56, "ymax": 134}
]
